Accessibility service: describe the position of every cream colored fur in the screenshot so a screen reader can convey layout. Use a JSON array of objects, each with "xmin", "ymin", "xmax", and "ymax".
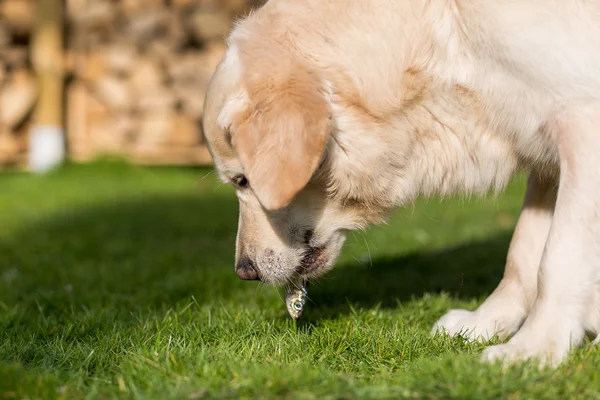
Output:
[{"xmin": 203, "ymin": 0, "xmax": 600, "ymax": 367}]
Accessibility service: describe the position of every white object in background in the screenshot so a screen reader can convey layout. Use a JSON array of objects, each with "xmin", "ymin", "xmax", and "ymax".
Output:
[{"xmin": 28, "ymin": 125, "xmax": 65, "ymax": 173}]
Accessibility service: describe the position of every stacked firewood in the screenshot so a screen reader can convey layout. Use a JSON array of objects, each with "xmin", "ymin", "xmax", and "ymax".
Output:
[
  {"xmin": 64, "ymin": 0, "xmax": 264, "ymax": 165},
  {"xmin": 0, "ymin": 0, "xmax": 36, "ymax": 167}
]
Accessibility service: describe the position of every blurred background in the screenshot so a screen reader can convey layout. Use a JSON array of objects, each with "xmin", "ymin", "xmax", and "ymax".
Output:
[{"xmin": 0, "ymin": 0, "xmax": 265, "ymax": 172}]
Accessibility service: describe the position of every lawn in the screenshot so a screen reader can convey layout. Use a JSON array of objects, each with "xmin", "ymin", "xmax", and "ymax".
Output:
[{"xmin": 1, "ymin": 161, "xmax": 599, "ymax": 399}]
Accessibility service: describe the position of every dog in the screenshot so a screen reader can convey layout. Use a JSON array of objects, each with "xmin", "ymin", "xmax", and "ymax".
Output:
[{"xmin": 202, "ymin": 0, "xmax": 600, "ymax": 367}]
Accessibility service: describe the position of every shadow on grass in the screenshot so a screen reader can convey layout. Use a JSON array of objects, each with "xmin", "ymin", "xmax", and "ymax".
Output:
[
  {"xmin": 305, "ymin": 235, "xmax": 511, "ymax": 321},
  {"xmin": 0, "ymin": 191, "xmax": 511, "ymax": 323},
  {"xmin": 0, "ymin": 194, "xmax": 240, "ymax": 313}
]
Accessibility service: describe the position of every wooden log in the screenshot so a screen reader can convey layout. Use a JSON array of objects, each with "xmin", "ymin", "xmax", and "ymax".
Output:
[
  {"xmin": 110, "ymin": 114, "xmax": 137, "ymax": 142},
  {"xmin": 121, "ymin": 0, "xmax": 164, "ymax": 17},
  {"xmin": 188, "ymin": 8, "xmax": 232, "ymax": 42},
  {"xmin": 74, "ymin": 49, "xmax": 107, "ymax": 83},
  {"xmin": 129, "ymin": 57, "xmax": 163, "ymax": 94},
  {"xmin": 136, "ymin": 86, "xmax": 177, "ymax": 111},
  {"xmin": 70, "ymin": 0, "xmax": 116, "ymax": 30},
  {"xmin": 66, "ymin": 82, "xmax": 88, "ymax": 156},
  {"xmin": 169, "ymin": 44, "xmax": 225, "ymax": 120},
  {"xmin": 89, "ymin": 117, "xmax": 131, "ymax": 153},
  {"xmin": 0, "ymin": 62, "xmax": 6, "ymax": 86},
  {"xmin": 173, "ymin": 83, "xmax": 205, "ymax": 120},
  {"xmin": 83, "ymin": 85, "xmax": 112, "ymax": 155},
  {"xmin": 0, "ymin": 22, "xmax": 10, "ymax": 48},
  {"xmin": 171, "ymin": 0, "xmax": 196, "ymax": 9},
  {"xmin": 86, "ymin": 86, "xmax": 110, "ymax": 127},
  {"xmin": 166, "ymin": 11, "xmax": 187, "ymax": 50},
  {"xmin": 196, "ymin": 0, "xmax": 220, "ymax": 9},
  {"xmin": 126, "ymin": 7, "xmax": 170, "ymax": 42},
  {"xmin": 0, "ymin": 46, "xmax": 28, "ymax": 68},
  {"xmin": 147, "ymin": 39, "xmax": 175, "ymax": 67},
  {"xmin": 104, "ymin": 42, "xmax": 138, "ymax": 76},
  {"xmin": 0, "ymin": 69, "xmax": 37, "ymax": 128},
  {"xmin": 66, "ymin": 0, "xmax": 87, "ymax": 20},
  {"xmin": 168, "ymin": 44, "xmax": 225, "ymax": 84},
  {"xmin": 224, "ymin": 0, "xmax": 255, "ymax": 14},
  {"xmin": 93, "ymin": 76, "xmax": 132, "ymax": 110},
  {"xmin": 0, "ymin": 0, "xmax": 34, "ymax": 36},
  {"xmin": 0, "ymin": 130, "xmax": 20, "ymax": 160},
  {"xmin": 136, "ymin": 110, "xmax": 174, "ymax": 149},
  {"xmin": 59, "ymin": 0, "xmax": 256, "ymax": 168},
  {"xmin": 170, "ymin": 113, "xmax": 201, "ymax": 146},
  {"xmin": 92, "ymin": 113, "xmax": 137, "ymax": 151},
  {"xmin": 167, "ymin": 51, "xmax": 203, "ymax": 83}
]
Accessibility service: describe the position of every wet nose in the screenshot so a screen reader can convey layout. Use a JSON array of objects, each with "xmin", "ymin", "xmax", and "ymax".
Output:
[{"xmin": 235, "ymin": 258, "xmax": 260, "ymax": 280}]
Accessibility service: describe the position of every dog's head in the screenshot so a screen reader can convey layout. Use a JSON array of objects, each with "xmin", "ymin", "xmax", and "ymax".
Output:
[
  {"xmin": 204, "ymin": 48, "xmax": 333, "ymax": 285},
  {"xmin": 203, "ymin": 30, "xmax": 412, "ymax": 285}
]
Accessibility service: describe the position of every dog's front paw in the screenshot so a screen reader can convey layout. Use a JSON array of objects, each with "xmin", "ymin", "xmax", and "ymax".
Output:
[
  {"xmin": 481, "ymin": 340, "xmax": 567, "ymax": 368},
  {"xmin": 432, "ymin": 308, "xmax": 508, "ymax": 342},
  {"xmin": 432, "ymin": 309, "xmax": 478, "ymax": 338},
  {"xmin": 481, "ymin": 320, "xmax": 581, "ymax": 368}
]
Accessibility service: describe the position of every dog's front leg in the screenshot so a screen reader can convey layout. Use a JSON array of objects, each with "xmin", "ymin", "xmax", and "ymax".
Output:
[
  {"xmin": 432, "ymin": 173, "xmax": 557, "ymax": 342},
  {"xmin": 482, "ymin": 106, "xmax": 600, "ymax": 367}
]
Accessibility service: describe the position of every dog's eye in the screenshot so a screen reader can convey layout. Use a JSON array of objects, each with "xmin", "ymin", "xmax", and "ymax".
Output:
[{"xmin": 232, "ymin": 174, "xmax": 249, "ymax": 189}]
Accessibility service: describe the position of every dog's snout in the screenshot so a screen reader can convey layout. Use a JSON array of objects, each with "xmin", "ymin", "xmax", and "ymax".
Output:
[{"xmin": 235, "ymin": 258, "xmax": 260, "ymax": 280}]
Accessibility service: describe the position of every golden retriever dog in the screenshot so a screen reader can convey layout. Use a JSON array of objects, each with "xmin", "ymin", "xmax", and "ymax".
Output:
[{"xmin": 202, "ymin": 0, "xmax": 600, "ymax": 367}]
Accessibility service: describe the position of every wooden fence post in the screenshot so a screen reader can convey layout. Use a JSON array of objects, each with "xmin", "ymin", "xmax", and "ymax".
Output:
[{"xmin": 29, "ymin": 0, "xmax": 65, "ymax": 173}]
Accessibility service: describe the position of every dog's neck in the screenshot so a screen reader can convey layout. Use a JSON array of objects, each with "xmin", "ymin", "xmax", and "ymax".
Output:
[
  {"xmin": 325, "ymin": 80, "xmax": 520, "ymax": 215},
  {"xmin": 399, "ymin": 84, "xmax": 520, "ymax": 201}
]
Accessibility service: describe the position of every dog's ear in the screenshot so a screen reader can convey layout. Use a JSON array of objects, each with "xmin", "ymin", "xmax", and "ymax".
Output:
[{"xmin": 232, "ymin": 64, "xmax": 331, "ymax": 211}]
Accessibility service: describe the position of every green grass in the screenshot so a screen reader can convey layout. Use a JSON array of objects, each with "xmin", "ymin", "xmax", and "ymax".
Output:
[{"xmin": 1, "ymin": 161, "xmax": 599, "ymax": 399}]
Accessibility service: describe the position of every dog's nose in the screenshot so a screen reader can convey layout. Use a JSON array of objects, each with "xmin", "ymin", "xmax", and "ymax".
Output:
[{"xmin": 235, "ymin": 258, "xmax": 260, "ymax": 280}]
